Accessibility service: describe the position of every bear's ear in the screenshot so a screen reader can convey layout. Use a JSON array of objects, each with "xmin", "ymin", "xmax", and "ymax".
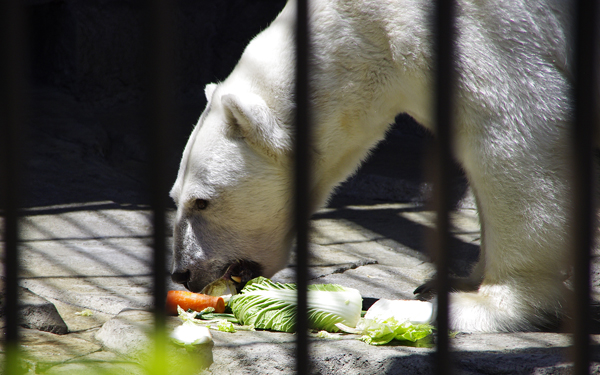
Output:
[
  {"xmin": 221, "ymin": 93, "xmax": 291, "ymax": 158},
  {"xmin": 204, "ymin": 83, "xmax": 218, "ymax": 102}
]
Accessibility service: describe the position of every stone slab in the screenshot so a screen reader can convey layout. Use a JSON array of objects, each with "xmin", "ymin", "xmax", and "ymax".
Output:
[
  {"xmin": 10, "ymin": 327, "xmax": 103, "ymax": 373},
  {"xmin": 205, "ymin": 325, "xmax": 600, "ymax": 375},
  {"xmin": 18, "ymin": 205, "xmax": 155, "ymax": 241},
  {"xmin": 315, "ymin": 264, "xmax": 434, "ymax": 300},
  {"xmin": 44, "ymin": 361, "xmax": 146, "ymax": 375}
]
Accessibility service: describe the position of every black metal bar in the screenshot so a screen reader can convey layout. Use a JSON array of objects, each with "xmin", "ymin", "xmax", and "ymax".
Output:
[
  {"xmin": 432, "ymin": 0, "xmax": 456, "ymax": 374},
  {"xmin": 0, "ymin": 0, "xmax": 27, "ymax": 372},
  {"xmin": 571, "ymin": 0, "xmax": 596, "ymax": 373},
  {"xmin": 295, "ymin": 0, "xmax": 311, "ymax": 373},
  {"xmin": 145, "ymin": 0, "xmax": 174, "ymax": 333}
]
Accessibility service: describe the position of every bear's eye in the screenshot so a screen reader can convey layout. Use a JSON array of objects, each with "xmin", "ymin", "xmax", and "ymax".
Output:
[{"xmin": 194, "ymin": 199, "xmax": 209, "ymax": 210}]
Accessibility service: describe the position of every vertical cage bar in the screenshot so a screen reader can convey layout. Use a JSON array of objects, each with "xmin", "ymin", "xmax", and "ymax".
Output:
[
  {"xmin": 145, "ymin": 0, "xmax": 174, "ymax": 334},
  {"xmin": 572, "ymin": 0, "xmax": 596, "ymax": 374},
  {"xmin": 295, "ymin": 0, "xmax": 311, "ymax": 373},
  {"xmin": 0, "ymin": 0, "xmax": 27, "ymax": 372},
  {"xmin": 432, "ymin": 0, "xmax": 456, "ymax": 374}
]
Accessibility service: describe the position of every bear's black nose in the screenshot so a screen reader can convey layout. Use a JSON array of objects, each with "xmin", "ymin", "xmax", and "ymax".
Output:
[{"xmin": 171, "ymin": 270, "xmax": 191, "ymax": 285}]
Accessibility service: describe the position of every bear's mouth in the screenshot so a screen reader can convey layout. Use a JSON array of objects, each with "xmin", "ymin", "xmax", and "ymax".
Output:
[
  {"xmin": 200, "ymin": 259, "xmax": 263, "ymax": 295},
  {"xmin": 222, "ymin": 259, "xmax": 263, "ymax": 289}
]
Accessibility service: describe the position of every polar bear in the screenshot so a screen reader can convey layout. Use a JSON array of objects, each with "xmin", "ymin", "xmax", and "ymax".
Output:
[{"xmin": 169, "ymin": 0, "xmax": 595, "ymax": 332}]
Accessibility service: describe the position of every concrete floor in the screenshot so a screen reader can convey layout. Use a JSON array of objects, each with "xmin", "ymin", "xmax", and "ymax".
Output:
[{"xmin": 6, "ymin": 200, "xmax": 600, "ymax": 374}]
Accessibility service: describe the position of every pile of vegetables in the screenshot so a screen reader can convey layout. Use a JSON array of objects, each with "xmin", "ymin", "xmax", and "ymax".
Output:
[{"xmin": 169, "ymin": 277, "xmax": 434, "ymax": 347}]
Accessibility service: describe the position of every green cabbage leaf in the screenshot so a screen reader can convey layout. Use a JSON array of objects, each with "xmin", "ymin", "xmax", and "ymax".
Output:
[
  {"xmin": 229, "ymin": 277, "xmax": 362, "ymax": 333},
  {"xmin": 357, "ymin": 317, "xmax": 433, "ymax": 345},
  {"xmin": 336, "ymin": 316, "xmax": 433, "ymax": 346}
]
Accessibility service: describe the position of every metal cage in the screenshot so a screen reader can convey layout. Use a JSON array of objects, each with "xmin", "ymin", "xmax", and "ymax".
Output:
[{"xmin": 1, "ymin": 0, "xmax": 596, "ymax": 373}]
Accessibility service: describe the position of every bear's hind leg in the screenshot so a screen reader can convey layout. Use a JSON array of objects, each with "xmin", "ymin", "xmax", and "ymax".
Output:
[
  {"xmin": 448, "ymin": 276, "xmax": 567, "ymax": 332},
  {"xmin": 450, "ymin": 126, "xmax": 573, "ymax": 332}
]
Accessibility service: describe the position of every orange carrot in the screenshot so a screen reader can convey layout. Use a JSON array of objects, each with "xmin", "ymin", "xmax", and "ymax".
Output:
[{"xmin": 166, "ymin": 290, "xmax": 225, "ymax": 315}]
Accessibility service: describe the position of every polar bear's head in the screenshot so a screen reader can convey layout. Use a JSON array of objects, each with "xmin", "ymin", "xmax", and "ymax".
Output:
[{"xmin": 169, "ymin": 83, "xmax": 295, "ymax": 292}]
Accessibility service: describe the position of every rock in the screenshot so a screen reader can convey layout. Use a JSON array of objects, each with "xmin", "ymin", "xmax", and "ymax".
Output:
[
  {"xmin": 95, "ymin": 309, "xmax": 156, "ymax": 362},
  {"xmin": 19, "ymin": 287, "xmax": 69, "ymax": 335},
  {"xmin": 95, "ymin": 309, "xmax": 213, "ymax": 371},
  {"xmin": 0, "ymin": 281, "xmax": 68, "ymax": 335}
]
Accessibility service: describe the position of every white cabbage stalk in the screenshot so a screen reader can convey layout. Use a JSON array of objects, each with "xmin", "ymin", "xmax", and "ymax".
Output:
[
  {"xmin": 171, "ymin": 323, "xmax": 213, "ymax": 347},
  {"xmin": 364, "ymin": 299, "xmax": 435, "ymax": 324},
  {"xmin": 171, "ymin": 305, "xmax": 214, "ymax": 348}
]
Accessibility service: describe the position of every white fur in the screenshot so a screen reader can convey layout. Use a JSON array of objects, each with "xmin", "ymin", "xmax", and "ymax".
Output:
[{"xmin": 170, "ymin": 0, "xmax": 593, "ymax": 332}]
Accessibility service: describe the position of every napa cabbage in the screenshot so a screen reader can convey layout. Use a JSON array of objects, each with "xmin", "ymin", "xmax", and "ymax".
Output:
[{"xmin": 229, "ymin": 277, "xmax": 362, "ymax": 333}]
